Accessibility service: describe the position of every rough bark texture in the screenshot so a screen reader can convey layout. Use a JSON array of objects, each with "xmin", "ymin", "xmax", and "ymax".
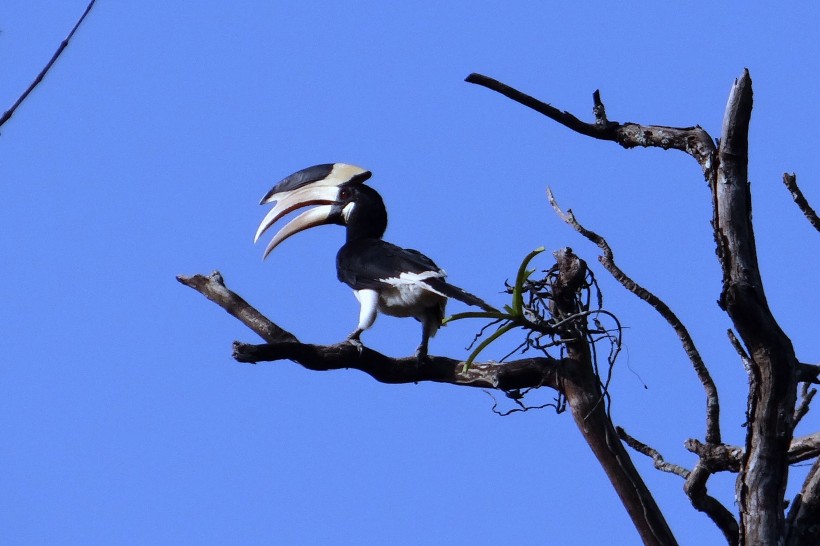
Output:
[
  {"xmin": 714, "ymin": 72, "xmax": 798, "ymax": 545},
  {"xmin": 549, "ymin": 249, "xmax": 677, "ymax": 546}
]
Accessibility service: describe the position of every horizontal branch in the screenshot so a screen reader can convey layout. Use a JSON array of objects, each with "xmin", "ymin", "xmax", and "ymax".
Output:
[
  {"xmin": 685, "ymin": 439, "xmax": 743, "ymax": 473},
  {"xmin": 686, "ymin": 433, "xmax": 820, "ymax": 471},
  {"xmin": 790, "ymin": 433, "xmax": 820, "ymax": 465},
  {"xmin": 234, "ymin": 341, "xmax": 563, "ymax": 390},
  {"xmin": 465, "ymin": 73, "xmax": 716, "ymax": 177},
  {"xmin": 797, "ymin": 362, "xmax": 820, "ymax": 384},
  {"xmin": 178, "ymin": 271, "xmax": 566, "ymax": 391}
]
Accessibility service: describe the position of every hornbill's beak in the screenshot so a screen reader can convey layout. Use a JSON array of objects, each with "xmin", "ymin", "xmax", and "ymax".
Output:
[{"xmin": 255, "ymin": 163, "xmax": 371, "ymax": 258}]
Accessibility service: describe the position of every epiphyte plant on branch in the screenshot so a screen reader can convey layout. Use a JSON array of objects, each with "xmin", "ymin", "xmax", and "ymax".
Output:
[
  {"xmin": 253, "ymin": 162, "xmax": 496, "ymax": 361},
  {"xmin": 447, "ymin": 246, "xmax": 622, "ymax": 378}
]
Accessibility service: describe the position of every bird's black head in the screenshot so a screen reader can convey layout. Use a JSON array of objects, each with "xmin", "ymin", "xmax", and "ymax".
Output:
[
  {"xmin": 255, "ymin": 163, "xmax": 388, "ymax": 258},
  {"xmin": 334, "ymin": 182, "xmax": 387, "ymax": 241}
]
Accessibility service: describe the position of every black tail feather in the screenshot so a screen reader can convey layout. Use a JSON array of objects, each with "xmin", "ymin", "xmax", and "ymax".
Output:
[{"xmin": 421, "ymin": 277, "xmax": 496, "ymax": 312}]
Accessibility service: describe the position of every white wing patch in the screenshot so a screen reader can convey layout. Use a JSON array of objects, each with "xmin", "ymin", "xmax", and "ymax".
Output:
[{"xmin": 376, "ymin": 270, "xmax": 447, "ymax": 318}]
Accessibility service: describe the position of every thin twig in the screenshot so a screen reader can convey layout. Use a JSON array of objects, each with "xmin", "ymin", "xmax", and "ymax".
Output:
[
  {"xmin": 482, "ymin": 389, "xmax": 563, "ymax": 416},
  {"xmin": 783, "ymin": 173, "xmax": 820, "ymax": 233},
  {"xmin": 0, "ymin": 0, "xmax": 97, "ymax": 129},
  {"xmin": 727, "ymin": 329, "xmax": 753, "ymax": 374},
  {"xmin": 550, "ymin": 189, "xmax": 722, "ymax": 445},
  {"xmin": 794, "ymin": 383, "xmax": 817, "ymax": 427},
  {"xmin": 615, "ymin": 426, "xmax": 690, "ymax": 478}
]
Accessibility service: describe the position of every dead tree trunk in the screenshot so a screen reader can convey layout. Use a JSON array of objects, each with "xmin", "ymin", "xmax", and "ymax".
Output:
[{"xmin": 464, "ymin": 69, "xmax": 818, "ymax": 545}]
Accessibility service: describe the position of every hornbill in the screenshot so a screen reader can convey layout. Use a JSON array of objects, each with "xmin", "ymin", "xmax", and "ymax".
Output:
[{"xmin": 254, "ymin": 163, "xmax": 495, "ymax": 359}]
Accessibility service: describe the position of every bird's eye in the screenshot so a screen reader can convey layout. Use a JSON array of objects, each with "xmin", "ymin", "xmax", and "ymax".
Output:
[{"xmin": 339, "ymin": 188, "xmax": 351, "ymax": 199}]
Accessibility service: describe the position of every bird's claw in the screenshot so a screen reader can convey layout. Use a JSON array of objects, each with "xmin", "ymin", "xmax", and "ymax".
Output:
[{"xmin": 347, "ymin": 337, "xmax": 364, "ymax": 354}]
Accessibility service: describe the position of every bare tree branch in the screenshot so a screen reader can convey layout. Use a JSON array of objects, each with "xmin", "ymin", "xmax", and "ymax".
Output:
[
  {"xmin": 617, "ymin": 427, "xmax": 740, "ymax": 545},
  {"xmin": 782, "ymin": 173, "xmax": 820, "ymax": 233},
  {"xmin": 549, "ymin": 189, "xmax": 722, "ymax": 445},
  {"xmin": 546, "ymin": 252, "xmax": 678, "ymax": 546},
  {"xmin": 727, "ymin": 329, "xmax": 753, "ymax": 373},
  {"xmin": 685, "ymin": 439, "xmax": 743, "ymax": 473},
  {"xmin": 797, "ymin": 363, "xmax": 820, "ymax": 385},
  {"xmin": 616, "ymin": 427, "xmax": 690, "ymax": 478},
  {"xmin": 789, "ymin": 433, "xmax": 820, "ymax": 465},
  {"xmin": 232, "ymin": 340, "xmax": 564, "ymax": 391},
  {"xmin": 177, "ymin": 272, "xmax": 565, "ymax": 391},
  {"xmin": 685, "ymin": 434, "xmax": 819, "ymax": 471},
  {"xmin": 177, "ymin": 272, "xmax": 297, "ymax": 343},
  {"xmin": 0, "ymin": 0, "xmax": 96, "ymax": 130},
  {"xmin": 684, "ymin": 463, "xmax": 741, "ymax": 545},
  {"xmin": 465, "ymin": 72, "xmax": 717, "ymax": 179},
  {"xmin": 794, "ymin": 383, "xmax": 816, "ymax": 426}
]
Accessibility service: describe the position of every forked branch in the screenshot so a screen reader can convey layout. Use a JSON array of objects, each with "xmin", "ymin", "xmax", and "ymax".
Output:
[{"xmin": 616, "ymin": 427, "xmax": 739, "ymax": 544}]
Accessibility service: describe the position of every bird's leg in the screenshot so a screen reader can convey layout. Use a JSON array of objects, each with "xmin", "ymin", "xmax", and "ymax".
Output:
[
  {"xmin": 415, "ymin": 320, "xmax": 434, "ymax": 363},
  {"xmin": 347, "ymin": 289, "xmax": 378, "ymax": 355},
  {"xmin": 346, "ymin": 328, "xmax": 364, "ymax": 354},
  {"xmin": 415, "ymin": 341, "xmax": 429, "ymax": 362}
]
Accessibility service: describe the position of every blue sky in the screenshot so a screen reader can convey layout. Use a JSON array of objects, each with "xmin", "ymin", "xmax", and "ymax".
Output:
[{"xmin": 2, "ymin": 2, "xmax": 818, "ymax": 544}]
